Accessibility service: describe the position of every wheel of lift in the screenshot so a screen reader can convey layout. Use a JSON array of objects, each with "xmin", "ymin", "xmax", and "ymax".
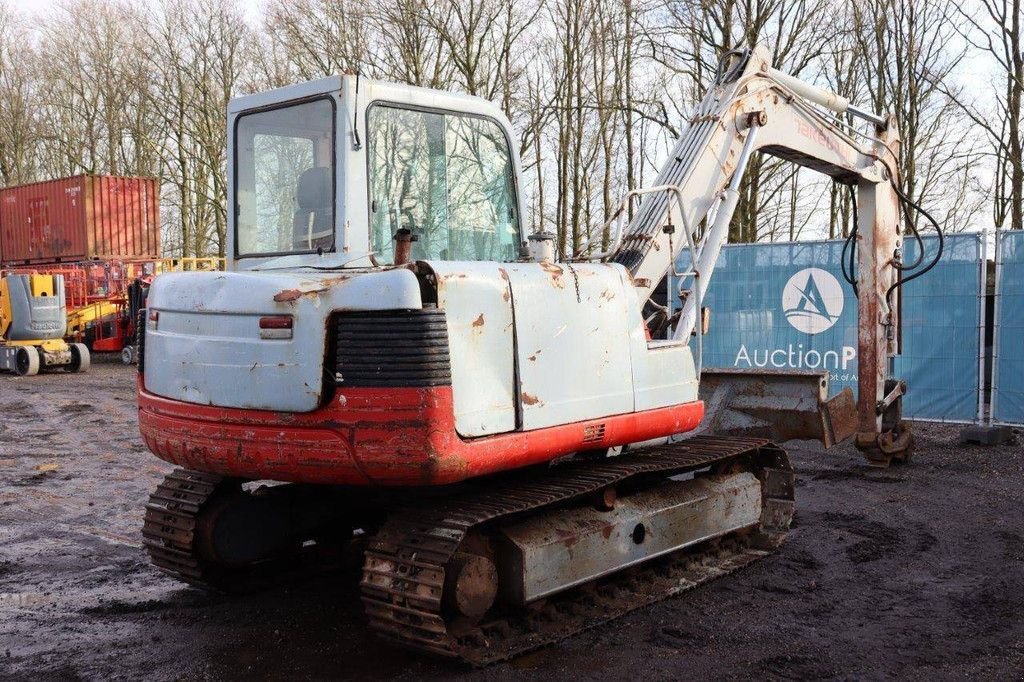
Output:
[
  {"xmin": 121, "ymin": 345, "xmax": 135, "ymax": 365},
  {"xmin": 15, "ymin": 346, "xmax": 40, "ymax": 377},
  {"xmin": 69, "ymin": 343, "xmax": 91, "ymax": 373}
]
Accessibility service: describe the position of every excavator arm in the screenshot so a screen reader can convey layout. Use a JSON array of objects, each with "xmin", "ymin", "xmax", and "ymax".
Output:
[{"xmin": 580, "ymin": 46, "xmax": 912, "ymax": 465}]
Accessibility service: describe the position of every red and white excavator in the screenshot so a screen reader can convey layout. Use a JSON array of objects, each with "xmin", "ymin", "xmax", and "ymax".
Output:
[{"xmin": 137, "ymin": 46, "xmax": 920, "ymax": 663}]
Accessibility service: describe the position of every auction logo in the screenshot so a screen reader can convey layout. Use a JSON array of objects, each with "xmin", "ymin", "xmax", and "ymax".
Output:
[{"xmin": 782, "ymin": 268, "xmax": 844, "ymax": 334}]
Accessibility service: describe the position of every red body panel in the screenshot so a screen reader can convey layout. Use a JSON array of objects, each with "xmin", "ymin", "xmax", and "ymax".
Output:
[
  {"xmin": 0, "ymin": 175, "xmax": 160, "ymax": 266},
  {"xmin": 138, "ymin": 379, "xmax": 704, "ymax": 486}
]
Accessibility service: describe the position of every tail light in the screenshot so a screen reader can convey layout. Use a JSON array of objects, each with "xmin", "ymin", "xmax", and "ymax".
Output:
[{"xmin": 259, "ymin": 315, "xmax": 293, "ymax": 339}]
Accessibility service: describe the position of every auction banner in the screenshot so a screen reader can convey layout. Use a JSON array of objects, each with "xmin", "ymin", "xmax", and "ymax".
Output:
[{"xmin": 676, "ymin": 234, "xmax": 983, "ymax": 423}]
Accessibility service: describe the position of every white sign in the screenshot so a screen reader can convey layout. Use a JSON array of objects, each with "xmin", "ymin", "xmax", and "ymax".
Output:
[{"xmin": 782, "ymin": 267, "xmax": 844, "ymax": 334}]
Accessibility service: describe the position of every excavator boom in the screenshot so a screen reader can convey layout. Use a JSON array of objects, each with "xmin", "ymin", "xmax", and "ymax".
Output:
[{"xmin": 579, "ymin": 46, "xmax": 909, "ymax": 464}]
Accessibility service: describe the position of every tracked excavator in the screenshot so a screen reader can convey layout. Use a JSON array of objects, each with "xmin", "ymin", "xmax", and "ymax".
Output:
[{"xmin": 138, "ymin": 46, "xmax": 924, "ymax": 663}]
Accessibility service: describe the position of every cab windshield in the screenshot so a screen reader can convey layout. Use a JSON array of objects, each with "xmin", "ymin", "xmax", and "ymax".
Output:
[
  {"xmin": 235, "ymin": 98, "xmax": 335, "ymax": 257},
  {"xmin": 367, "ymin": 105, "xmax": 520, "ymax": 263}
]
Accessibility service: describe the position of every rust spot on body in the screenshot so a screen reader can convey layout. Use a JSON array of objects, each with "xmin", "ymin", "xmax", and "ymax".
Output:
[
  {"xmin": 472, "ymin": 314, "xmax": 485, "ymax": 328},
  {"xmin": 521, "ymin": 392, "xmax": 540, "ymax": 405},
  {"xmin": 274, "ymin": 275, "xmax": 351, "ymax": 302},
  {"xmin": 274, "ymin": 289, "xmax": 302, "ymax": 302},
  {"xmin": 540, "ymin": 262, "xmax": 563, "ymax": 275},
  {"xmin": 539, "ymin": 261, "xmax": 566, "ymax": 289}
]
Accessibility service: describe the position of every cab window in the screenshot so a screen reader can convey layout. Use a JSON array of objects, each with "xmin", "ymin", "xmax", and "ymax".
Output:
[
  {"xmin": 367, "ymin": 105, "xmax": 520, "ymax": 263},
  {"xmin": 235, "ymin": 98, "xmax": 335, "ymax": 257}
]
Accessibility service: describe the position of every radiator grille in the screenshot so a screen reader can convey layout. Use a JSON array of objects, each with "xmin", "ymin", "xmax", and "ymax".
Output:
[{"xmin": 331, "ymin": 309, "xmax": 451, "ymax": 387}]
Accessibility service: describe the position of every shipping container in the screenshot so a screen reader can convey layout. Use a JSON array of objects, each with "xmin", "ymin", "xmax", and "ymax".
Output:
[{"xmin": 0, "ymin": 175, "xmax": 160, "ymax": 266}]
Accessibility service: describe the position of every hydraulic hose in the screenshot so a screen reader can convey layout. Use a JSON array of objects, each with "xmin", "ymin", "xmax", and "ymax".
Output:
[{"xmin": 885, "ymin": 180, "xmax": 945, "ymax": 312}]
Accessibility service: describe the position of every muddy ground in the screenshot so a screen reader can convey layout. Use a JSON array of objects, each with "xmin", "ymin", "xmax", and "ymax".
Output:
[{"xmin": 1, "ymin": 360, "xmax": 1022, "ymax": 680}]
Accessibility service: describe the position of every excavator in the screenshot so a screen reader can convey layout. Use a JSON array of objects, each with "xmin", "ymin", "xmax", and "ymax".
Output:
[
  {"xmin": 137, "ymin": 46, "xmax": 926, "ymax": 663},
  {"xmin": 0, "ymin": 273, "xmax": 90, "ymax": 376}
]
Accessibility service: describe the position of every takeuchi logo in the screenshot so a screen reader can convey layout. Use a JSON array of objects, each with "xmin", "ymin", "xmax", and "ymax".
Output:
[{"xmin": 782, "ymin": 267, "xmax": 844, "ymax": 334}]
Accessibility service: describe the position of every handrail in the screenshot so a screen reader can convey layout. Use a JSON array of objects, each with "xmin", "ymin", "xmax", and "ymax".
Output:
[
  {"xmin": 574, "ymin": 185, "xmax": 695, "ymax": 262},
  {"xmin": 574, "ymin": 183, "xmax": 705, "ymax": 374}
]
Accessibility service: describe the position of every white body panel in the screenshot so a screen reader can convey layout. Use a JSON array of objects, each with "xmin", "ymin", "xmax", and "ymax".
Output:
[
  {"xmin": 505, "ymin": 263, "xmax": 634, "ymax": 430},
  {"xmin": 144, "ymin": 268, "xmax": 422, "ymax": 412},
  {"xmin": 144, "ymin": 260, "xmax": 700, "ymax": 423},
  {"xmin": 426, "ymin": 260, "xmax": 699, "ymax": 436},
  {"xmin": 430, "ymin": 261, "xmax": 517, "ymax": 437},
  {"xmin": 633, "ymin": 340, "xmax": 699, "ymax": 411}
]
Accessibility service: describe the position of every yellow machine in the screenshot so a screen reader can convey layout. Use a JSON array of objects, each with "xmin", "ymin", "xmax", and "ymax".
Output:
[
  {"xmin": 155, "ymin": 257, "xmax": 225, "ymax": 273},
  {"xmin": 65, "ymin": 299, "xmax": 123, "ymax": 339},
  {"xmin": 0, "ymin": 273, "xmax": 89, "ymax": 376}
]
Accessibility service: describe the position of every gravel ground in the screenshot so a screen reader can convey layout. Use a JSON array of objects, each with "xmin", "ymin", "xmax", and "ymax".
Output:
[{"xmin": 1, "ymin": 360, "xmax": 1023, "ymax": 680}]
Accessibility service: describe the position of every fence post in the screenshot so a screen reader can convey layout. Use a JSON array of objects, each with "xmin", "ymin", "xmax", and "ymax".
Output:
[
  {"xmin": 977, "ymin": 230, "xmax": 987, "ymax": 424},
  {"xmin": 990, "ymin": 229, "xmax": 1003, "ymax": 425}
]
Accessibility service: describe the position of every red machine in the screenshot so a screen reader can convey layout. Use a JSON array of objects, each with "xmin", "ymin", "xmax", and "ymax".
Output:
[{"xmin": 135, "ymin": 47, "xmax": 935, "ymax": 664}]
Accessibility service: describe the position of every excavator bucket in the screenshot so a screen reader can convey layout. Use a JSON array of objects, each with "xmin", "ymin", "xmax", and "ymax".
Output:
[{"xmin": 697, "ymin": 368, "xmax": 858, "ymax": 448}]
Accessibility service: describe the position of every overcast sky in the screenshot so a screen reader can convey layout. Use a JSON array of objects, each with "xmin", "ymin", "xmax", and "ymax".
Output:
[{"xmin": 9, "ymin": 0, "xmax": 264, "ymax": 23}]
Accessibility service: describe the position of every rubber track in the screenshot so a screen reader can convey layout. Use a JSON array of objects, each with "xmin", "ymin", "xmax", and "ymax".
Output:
[
  {"xmin": 360, "ymin": 435, "xmax": 794, "ymax": 665},
  {"xmin": 142, "ymin": 470, "xmax": 345, "ymax": 592},
  {"xmin": 142, "ymin": 468, "xmax": 225, "ymax": 586}
]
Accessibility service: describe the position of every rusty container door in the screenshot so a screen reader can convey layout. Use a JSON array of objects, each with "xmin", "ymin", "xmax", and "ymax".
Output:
[
  {"xmin": 83, "ymin": 175, "xmax": 160, "ymax": 261},
  {"xmin": 0, "ymin": 174, "xmax": 160, "ymax": 266},
  {"xmin": 0, "ymin": 175, "xmax": 88, "ymax": 264}
]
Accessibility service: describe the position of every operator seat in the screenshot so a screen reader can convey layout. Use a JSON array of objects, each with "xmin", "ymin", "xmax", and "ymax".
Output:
[{"xmin": 293, "ymin": 167, "xmax": 333, "ymax": 251}]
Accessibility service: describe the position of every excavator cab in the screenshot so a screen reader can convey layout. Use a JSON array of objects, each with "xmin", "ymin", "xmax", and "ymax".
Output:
[{"xmin": 230, "ymin": 78, "xmax": 525, "ymax": 268}]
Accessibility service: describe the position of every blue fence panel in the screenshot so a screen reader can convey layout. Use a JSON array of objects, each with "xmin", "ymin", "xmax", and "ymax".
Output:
[
  {"xmin": 892, "ymin": 234, "xmax": 983, "ymax": 421},
  {"xmin": 994, "ymin": 231, "xmax": 1024, "ymax": 423},
  {"xmin": 677, "ymin": 234, "xmax": 982, "ymax": 422}
]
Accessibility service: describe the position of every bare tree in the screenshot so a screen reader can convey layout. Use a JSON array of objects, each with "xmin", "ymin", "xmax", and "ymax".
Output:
[
  {"xmin": 0, "ymin": 0, "xmax": 1004, "ymax": 255},
  {"xmin": 365, "ymin": 0, "xmax": 453, "ymax": 89},
  {"xmin": 263, "ymin": 0, "xmax": 367, "ymax": 80},
  {"xmin": 948, "ymin": 0, "xmax": 1023, "ymax": 229},
  {"xmin": 647, "ymin": 0, "xmax": 840, "ymax": 243},
  {"xmin": 0, "ymin": 2, "xmax": 37, "ymax": 185},
  {"xmin": 423, "ymin": 0, "xmax": 540, "ymax": 108},
  {"xmin": 143, "ymin": 0, "xmax": 251, "ymax": 257},
  {"xmin": 33, "ymin": 0, "xmax": 157, "ymax": 178},
  {"xmin": 853, "ymin": 0, "xmax": 984, "ymax": 234}
]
